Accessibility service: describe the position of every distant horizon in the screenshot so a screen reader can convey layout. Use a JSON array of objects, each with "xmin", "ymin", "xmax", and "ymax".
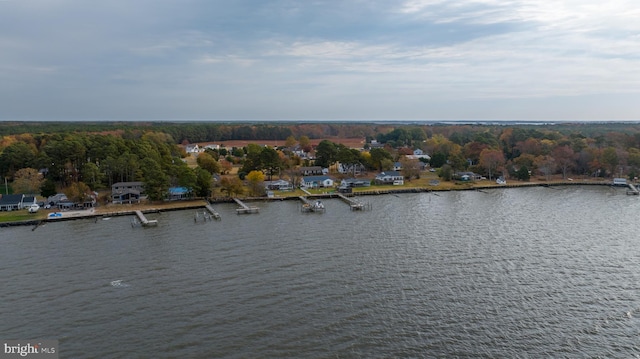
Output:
[{"xmin": 2, "ymin": 118, "xmax": 640, "ymax": 126}]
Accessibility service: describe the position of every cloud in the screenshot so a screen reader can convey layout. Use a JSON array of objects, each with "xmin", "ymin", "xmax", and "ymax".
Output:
[{"xmin": 0, "ymin": 0, "xmax": 639, "ymax": 120}]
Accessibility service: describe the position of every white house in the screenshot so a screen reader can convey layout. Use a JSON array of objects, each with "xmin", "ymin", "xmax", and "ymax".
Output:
[
  {"xmin": 264, "ymin": 179, "xmax": 293, "ymax": 191},
  {"xmin": 301, "ymin": 176, "xmax": 334, "ymax": 188},
  {"xmin": 185, "ymin": 144, "xmax": 201, "ymax": 153},
  {"xmin": 406, "ymin": 149, "xmax": 431, "ymax": 161},
  {"xmin": 375, "ymin": 171, "xmax": 404, "ymax": 185}
]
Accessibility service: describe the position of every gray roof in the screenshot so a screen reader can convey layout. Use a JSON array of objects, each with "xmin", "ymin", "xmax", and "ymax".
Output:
[
  {"xmin": 0, "ymin": 194, "xmax": 24, "ymax": 204},
  {"xmin": 302, "ymin": 176, "xmax": 332, "ymax": 182}
]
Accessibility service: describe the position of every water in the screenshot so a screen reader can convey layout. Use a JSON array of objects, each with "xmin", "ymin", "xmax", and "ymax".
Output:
[{"xmin": 2, "ymin": 186, "xmax": 640, "ymax": 358}]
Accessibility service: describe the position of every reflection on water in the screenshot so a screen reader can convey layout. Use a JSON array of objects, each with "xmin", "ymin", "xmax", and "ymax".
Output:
[{"xmin": 1, "ymin": 186, "xmax": 639, "ymax": 358}]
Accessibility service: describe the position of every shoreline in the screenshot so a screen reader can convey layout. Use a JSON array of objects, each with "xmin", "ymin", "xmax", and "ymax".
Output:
[{"xmin": 0, "ymin": 180, "xmax": 626, "ymax": 228}]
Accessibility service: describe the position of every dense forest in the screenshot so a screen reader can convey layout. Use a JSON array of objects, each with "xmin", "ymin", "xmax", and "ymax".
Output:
[{"xmin": 2, "ymin": 121, "xmax": 640, "ymax": 201}]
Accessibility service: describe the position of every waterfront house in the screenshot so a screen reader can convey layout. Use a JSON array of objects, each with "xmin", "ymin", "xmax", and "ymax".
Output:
[
  {"xmin": 374, "ymin": 171, "xmax": 404, "ymax": 185},
  {"xmin": 393, "ymin": 162, "xmax": 403, "ymax": 171},
  {"xmin": 168, "ymin": 186, "xmax": 191, "ymax": 200},
  {"xmin": 112, "ymin": 181, "xmax": 144, "ymax": 204},
  {"xmin": 455, "ymin": 172, "xmax": 482, "ymax": 181},
  {"xmin": 613, "ymin": 178, "xmax": 627, "ymax": 186},
  {"xmin": 301, "ymin": 176, "xmax": 334, "ymax": 189},
  {"xmin": 264, "ymin": 179, "xmax": 293, "ymax": 191},
  {"xmin": 46, "ymin": 193, "xmax": 68, "ymax": 207},
  {"xmin": 340, "ymin": 178, "xmax": 371, "ymax": 188},
  {"xmin": 22, "ymin": 195, "xmax": 37, "ymax": 208},
  {"xmin": 0, "ymin": 194, "xmax": 24, "ymax": 211}
]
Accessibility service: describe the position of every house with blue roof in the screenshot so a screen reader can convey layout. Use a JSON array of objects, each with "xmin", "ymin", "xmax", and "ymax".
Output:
[{"xmin": 168, "ymin": 186, "xmax": 191, "ymax": 200}]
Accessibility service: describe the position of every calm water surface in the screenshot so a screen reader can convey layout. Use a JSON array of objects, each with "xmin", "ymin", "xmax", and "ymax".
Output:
[{"xmin": 2, "ymin": 186, "xmax": 640, "ymax": 358}]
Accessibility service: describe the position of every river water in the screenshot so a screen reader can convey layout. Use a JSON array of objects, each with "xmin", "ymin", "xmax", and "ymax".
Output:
[{"xmin": 2, "ymin": 186, "xmax": 640, "ymax": 358}]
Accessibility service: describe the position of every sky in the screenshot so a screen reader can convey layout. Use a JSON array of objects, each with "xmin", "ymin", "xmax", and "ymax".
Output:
[{"xmin": 1, "ymin": 0, "xmax": 639, "ymax": 122}]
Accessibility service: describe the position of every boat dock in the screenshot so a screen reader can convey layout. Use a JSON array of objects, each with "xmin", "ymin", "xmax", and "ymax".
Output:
[
  {"xmin": 337, "ymin": 194, "xmax": 369, "ymax": 211},
  {"xmin": 204, "ymin": 204, "xmax": 222, "ymax": 219},
  {"xmin": 233, "ymin": 198, "xmax": 259, "ymax": 214},
  {"xmin": 299, "ymin": 196, "xmax": 326, "ymax": 213},
  {"xmin": 134, "ymin": 210, "xmax": 158, "ymax": 227},
  {"xmin": 627, "ymin": 184, "xmax": 640, "ymax": 195}
]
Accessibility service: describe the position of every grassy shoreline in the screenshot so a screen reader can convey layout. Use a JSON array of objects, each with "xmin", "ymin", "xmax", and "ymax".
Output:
[{"xmin": 0, "ymin": 177, "xmax": 617, "ymax": 227}]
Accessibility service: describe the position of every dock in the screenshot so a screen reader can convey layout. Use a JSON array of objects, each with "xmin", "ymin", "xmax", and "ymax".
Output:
[
  {"xmin": 299, "ymin": 196, "xmax": 326, "ymax": 213},
  {"xmin": 627, "ymin": 184, "xmax": 639, "ymax": 195},
  {"xmin": 233, "ymin": 198, "xmax": 259, "ymax": 214},
  {"xmin": 134, "ymin": 210, "xmax": 158, "ymax": 227},
  {"xmin": 337, "ymin": 194, "xmax": 369, "ymax": 211},
  {"xmin": 204, "ymin": 204, "xmax": 222, "ymax": 219}
]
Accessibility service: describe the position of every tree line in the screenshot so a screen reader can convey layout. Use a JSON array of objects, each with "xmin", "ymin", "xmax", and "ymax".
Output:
[{"xmin": 2, "ymin": 122, "xmax": 640, "ymax": 202}]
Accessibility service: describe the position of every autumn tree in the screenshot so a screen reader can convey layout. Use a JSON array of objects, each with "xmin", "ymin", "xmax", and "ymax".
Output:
[
  {"xmin": 478, "ymin": 149, "xmax": 505, "ymax": 180},
  {"xmin": 298, "ymin": 136, "xmax": 312, "ymax": 152},
  {"xmin": 219, "ymin": 159, "xmax": 233, "ymax": 174},
  {"xmin": 535, "ymin": 155, "xmax": 556, "ymax": 180},
  {"xmin": 246, "ymin": 170, "xmax": 265, "ymax": 196},
  {"xmin": 197, "ymin": 152, "xmax": 221, "ymax": 174},
  {"xmin": 400, "ymin": 157, "xmax": 421, "ymax": 181},
  {"xmin": 515, "ymin": 138, "xmax": 543, "ymax": 157},
  {"xmin": 552, "ymin": 145, "xmax": 576, "ymax": 179},
  {"xmin": 220, "ymin": 177, "xmax": 244, "ymax": 197},
  {"xmin": 284, "ymin": 135, "xmax": 297, "ymax": 148},
  {"xmin": 601, "ymin": 146, "xmax": 619, "ymax": 177},
  {"xmin": 12, "ymin": 168, "xmax": 43, "ymax": 194},
  {"xmin": 438, "ymin": 164, "xmax": 453, "ymax": 181},
  {"xmin": 64, "ymin": 181, "xmax": 91, "ymax": 204}
]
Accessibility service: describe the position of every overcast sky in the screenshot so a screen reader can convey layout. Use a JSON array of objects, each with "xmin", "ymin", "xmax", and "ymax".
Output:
[{"xmin": 1, "ymin": 0, "xmax": 639, "ymax": 121}]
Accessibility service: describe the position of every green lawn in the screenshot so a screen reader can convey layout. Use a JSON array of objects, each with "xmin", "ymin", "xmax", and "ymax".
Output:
[{"xmin": 0, "ymin": 210, "xmax": 45, "ymax": 223}]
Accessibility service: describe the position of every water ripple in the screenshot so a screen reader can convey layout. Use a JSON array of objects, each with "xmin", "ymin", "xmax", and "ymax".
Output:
[{"xmin": 1, "ymin": 187, "xmax": 639, "ymax": 357}]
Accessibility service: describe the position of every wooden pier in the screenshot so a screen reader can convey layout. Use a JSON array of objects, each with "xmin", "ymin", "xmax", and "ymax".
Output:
[
  {"xmin": 337, "ymin": 194, "xmax": 369, "ymax": 211},
  {"xmin": 134, "ymin": 210, "xmax": 158, "ymax": 227},
  {"xmin": 233, "ymin": 198, "xmax": 259, "ymax": 214},
  {"xmin": 204, "ymin": 204, "xmax": 222, "ymax": 219},
  {"xmin": 299, "ymin": 196, "xmax": 326, "ymax": 213},
  {"xmin": 627, "ymin": 184, "xmax": 639, "ymax": 195}
]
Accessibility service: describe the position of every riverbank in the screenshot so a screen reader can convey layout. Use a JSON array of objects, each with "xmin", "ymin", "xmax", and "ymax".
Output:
[{"xmin": 0, "ymin": 178, "xmax": 625, "ymax": 227}]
